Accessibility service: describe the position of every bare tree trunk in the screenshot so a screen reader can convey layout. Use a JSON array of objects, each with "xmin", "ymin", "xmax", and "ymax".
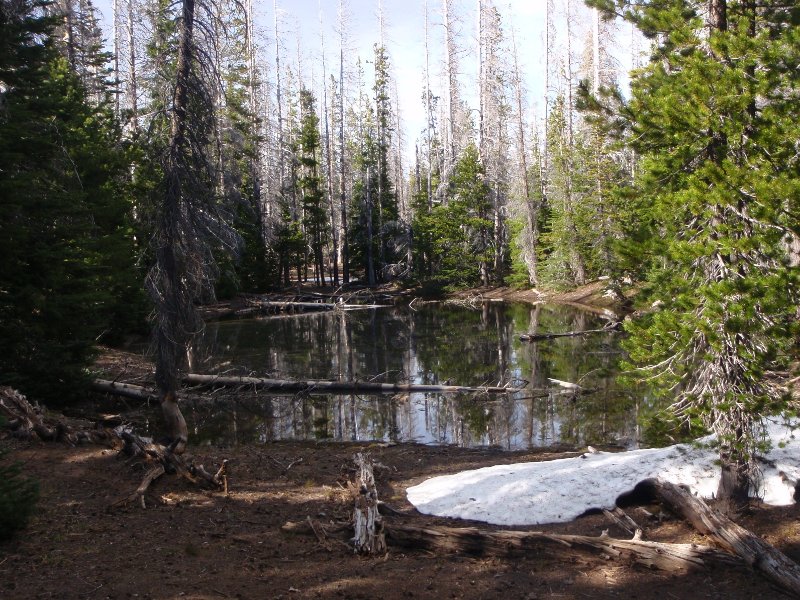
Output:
[
  {"xmin": 274, "ymin": 0, "xmax": 285, "ymax": 201},
  {"xmin": 443, "ymin": 0, "xmax": 458, "ymax": 174},
  {"xmin": 112, "ymin": 0, "xmax": 120, "ymax": 117},
  {"xmin": 564, "ymin": 0, "xmax": 585, "ymax": 285},
  {"xmin": 424, "ymin": 0, "xmax": 434, "ymax": 212},
  {"xmin": 338, "ymin": 0, "xmax": 350, "ymax": 283},
  {"xmin": 320, "ymin": 9, "xmax": 339, "ymax": 286},
  {"xmin": 126, "ymin": 0, "xmax": 138, "ymax": 134},
  {"xmin": 510, "ymin": 24, "xmax": 537, "ymax": 286}
]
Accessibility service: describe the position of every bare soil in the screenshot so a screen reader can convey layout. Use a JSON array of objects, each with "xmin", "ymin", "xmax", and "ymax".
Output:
[{"xmin": 3, "ymin": 428, "xmax": 800, "ymax": 600}]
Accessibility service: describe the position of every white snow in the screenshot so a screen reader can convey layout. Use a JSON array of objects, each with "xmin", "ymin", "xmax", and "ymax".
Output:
[{"xmin": 407, "ymin": 419, "xmax": 800, "ymax": 526}]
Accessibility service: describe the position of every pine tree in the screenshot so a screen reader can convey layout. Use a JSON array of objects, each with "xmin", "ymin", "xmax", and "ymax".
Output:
[
  {"xmin": 588, "ymin": 0, "xmax": 800, "ymax": 510},
  {"xmin": 0, "ymin": 0, "xmax": 143, "ymax": 403},
  {"xmin": 298, "ymin": 88, "xmax": 328, "ymax": 286}
]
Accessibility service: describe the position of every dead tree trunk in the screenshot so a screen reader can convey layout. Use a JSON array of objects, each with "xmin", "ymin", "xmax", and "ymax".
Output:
[
  {"xmin": 352, "ymin": 453, "xmax": 386, "ymax": 554},
  {"xmin": 385, "ymin": 524, "xmax": 737, "ymax": 571},
  {"xmin": 647, "ymin": 478, "xmax": 800, "ymax": 596},
  {"xmin": 182, "ymin": 373, "xmax": 527, "ymax": 395}
]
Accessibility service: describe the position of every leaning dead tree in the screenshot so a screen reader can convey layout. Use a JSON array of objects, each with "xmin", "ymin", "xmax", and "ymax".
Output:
[{"xmin": 145, "ymin": 0, "xmax": 237, "ymax": 453}]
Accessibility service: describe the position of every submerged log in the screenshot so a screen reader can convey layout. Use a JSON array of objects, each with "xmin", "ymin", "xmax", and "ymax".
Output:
[
  {"xmin": 352, "ymin": 453, "xmax": 386, "ymax": 555},
  {"xmin": 385, "ymin": 524, "xmax": 737, "ymax": 571},
  {"xmin": 519, "ymin": 322, "xmax": 620, "ymax": 342},
  {"xmin": 183, "ymin": 373, "xmax": 527, "ymax": 395},
  {"xmin": 646, "ymin": 478, "xmax": 800, "ymax": 596}
]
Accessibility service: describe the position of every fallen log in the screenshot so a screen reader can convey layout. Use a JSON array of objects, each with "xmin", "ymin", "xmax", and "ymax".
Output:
[
  {"xmin": 646, "ymin": 478, "xmax": 800, "ymax": 596},
  {"xmin": 183, "ymin": 373, "xmax": 527, "ymax": 395},
  {"xmin": 386, "ymin": 524, "xmax": 741, "ymax": 570},
  {"xmin": 352, "ymin": 453, "xmax": 386, "ymax": 555},
  {"xmin": 519, "ymin": 322, "xmax": 620, "ymax": 342},
  {"xmin": 283, "ymin": 518, "xmax": 737, "ymax": 571},
  {"xmin": 92, "ymin": 379, "xmax": 157, "ymax": 402}
]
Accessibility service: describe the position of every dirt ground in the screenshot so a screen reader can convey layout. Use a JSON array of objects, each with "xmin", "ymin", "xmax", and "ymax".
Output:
[{"xmin": 2, "ymin": 432, "xmax": 800, "ymax": 600}]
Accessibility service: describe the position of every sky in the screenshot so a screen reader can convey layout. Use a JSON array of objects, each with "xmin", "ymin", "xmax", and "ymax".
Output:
[{"xmin": 93, "ymin": 1, "xmax": 635, "ymax": 161}]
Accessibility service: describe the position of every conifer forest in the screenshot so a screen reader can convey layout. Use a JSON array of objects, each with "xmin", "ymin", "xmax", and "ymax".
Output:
[{"xmin": 1, "ymin": 0, "xmax": 800, "ymax": 594}]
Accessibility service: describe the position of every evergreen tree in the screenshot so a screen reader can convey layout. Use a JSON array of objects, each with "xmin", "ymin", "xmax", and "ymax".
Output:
[
  {"xmin": 588, "ymin": 0, "xmax": 800, "ymax": 510},
  {"xmin": 0, "ymin": 0, "xmax": 142, "ymax": 403},
  {"xmin": 298, "ymin": 88, "xmax": 328, "ymax": 286},
  {"xmin": 416, "ymin": 144, "xmax": 493, "ymax": 288}
]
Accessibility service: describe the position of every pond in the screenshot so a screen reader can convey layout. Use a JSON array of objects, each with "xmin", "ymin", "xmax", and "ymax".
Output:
[{"xmin": 172, "ymin": 301, "xmax": 649, "ymax": 450}]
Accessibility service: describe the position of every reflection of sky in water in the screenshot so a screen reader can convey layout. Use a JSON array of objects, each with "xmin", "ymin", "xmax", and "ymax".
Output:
[{"xmin": 177, "ymin": 303, "xmax": 642, "ymax": 450}]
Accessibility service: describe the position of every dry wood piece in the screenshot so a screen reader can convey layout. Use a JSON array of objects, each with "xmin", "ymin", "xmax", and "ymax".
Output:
[
  {"xmin": 113, "ymin": 430, "xmax": 228, "ymax": 508},
  {"xmin": 519, "ymin": 322, "xmax": 620, "ymax": 342},
  {"xmin": 602, "ymin": 507, "xmax": 642, "ymax": 538},
  {"xmin": 0, "ymin": 386, "xmax": 111, "ymax": 445},
  {"xmin": 384, "ymin": 524, "xmax": 737, "ymax": 571},
  {"xmin": 183, "ymin": 373, "xmax": 526, "ymax": 395},
  {"xmin": 646, "ymin": 478, "xmax": 800, "ymax": 596},
  {"xmin": 352, "ymin": 453, "xmax": 386, "ymax": 555}
]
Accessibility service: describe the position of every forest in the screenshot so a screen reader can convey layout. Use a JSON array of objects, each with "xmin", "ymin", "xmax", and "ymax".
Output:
[{"xmin": 1, "ymin": 0, "xmax": 799, "ymax": 597}]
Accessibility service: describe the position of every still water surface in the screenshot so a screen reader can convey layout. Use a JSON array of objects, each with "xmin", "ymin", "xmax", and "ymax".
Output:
[{"xmin": 179, "ymin": 302, "xmax": 647, "ymax": 450}]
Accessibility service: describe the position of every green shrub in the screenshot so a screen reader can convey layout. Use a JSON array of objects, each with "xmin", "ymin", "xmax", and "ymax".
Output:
[{"xmin": 0, "ymin": 443, "xmax": 40, "ymax": 541}]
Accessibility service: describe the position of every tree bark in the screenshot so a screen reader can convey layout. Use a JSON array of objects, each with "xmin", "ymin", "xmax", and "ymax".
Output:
[
  {"xmin": 385, "ymin": 524, "xmax": 738, "ymax": 571},
  {"xmin": 352, "ymin": 453, "xmax": 386, "ymax": 554}
]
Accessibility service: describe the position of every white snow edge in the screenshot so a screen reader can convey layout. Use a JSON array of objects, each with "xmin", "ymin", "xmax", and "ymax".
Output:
[{"xmin": 407, "ymin": 419, "xmax": 800, "ymax": 526}]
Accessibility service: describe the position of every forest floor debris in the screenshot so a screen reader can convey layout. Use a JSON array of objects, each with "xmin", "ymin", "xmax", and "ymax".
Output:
[{"xmin": 2, "ymin": 434, "xmax": 800, "ymax": 599}]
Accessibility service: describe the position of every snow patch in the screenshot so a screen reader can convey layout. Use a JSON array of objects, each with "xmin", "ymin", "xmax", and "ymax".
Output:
[{"xmin": 407, "ymin": 420, "xmax": 800, "ymax": 526}]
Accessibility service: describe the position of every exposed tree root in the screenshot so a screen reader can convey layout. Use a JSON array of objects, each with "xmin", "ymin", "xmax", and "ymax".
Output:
[{"xmin": 1, "ymin": 386, "xmax": 227, "ymax": 509}]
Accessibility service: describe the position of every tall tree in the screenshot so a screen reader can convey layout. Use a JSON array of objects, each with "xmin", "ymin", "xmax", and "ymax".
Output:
[
  {"xmin": 146, "ymin": 0, "xmax": 236, "ymax": 452},
  {"xmin": 297, "ymin": 88, "xmax": 328, "ymax": 285},
  {"xmin": 589, "ymin": 0, "xmax": 800, "ymax": 510},
  {"xmin": 0, "ymin": 0, "xmax": 141, "ymax": 403}
]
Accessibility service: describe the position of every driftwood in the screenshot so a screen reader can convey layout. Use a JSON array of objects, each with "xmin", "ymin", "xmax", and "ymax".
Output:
[
  {"xmin": 646, "ymin": 478, "xmax": 800, "ymax": 597},
  {"xmin": 183, "ymin": 373, "xmax": 527, "ymax": 395},
  {"xmin": 519, "ymin": 322, "xmax": 620, "ymax": 342},
  {"xmin": 352, "ymin": 453, "xmax": 386, "ymax": 554},
  {"xmin": 112, "ymin": 430, "xmax": 227, "ymax": 508},
  {"xmin": 385, "ymin": 524, "xmax": 738, "ymax": 571}
]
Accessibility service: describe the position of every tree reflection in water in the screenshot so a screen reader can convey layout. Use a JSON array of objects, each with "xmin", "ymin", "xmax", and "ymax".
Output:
[{"xmin": 181, "ymin": 302, "xmax": 646, "ymax": 450}]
